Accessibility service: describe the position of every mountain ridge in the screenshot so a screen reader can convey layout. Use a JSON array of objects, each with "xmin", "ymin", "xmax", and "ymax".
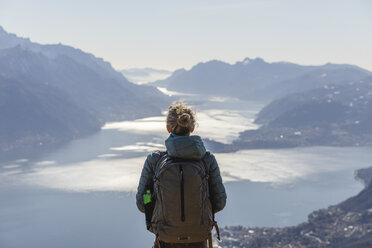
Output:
[
  {"xmin": 0, "ymin": 25, "xmax": 123, "ymax": 82},
  {"xmin": 205, "ymin": 76, "xmax": 372, "ymax": 152},
  {"xmin": 153, "ymin": 57, "xmax": 371, "ymax": 102},
  {"xmin": 0, "ymin": 26, "xmax": 169, "ymax": 163}
]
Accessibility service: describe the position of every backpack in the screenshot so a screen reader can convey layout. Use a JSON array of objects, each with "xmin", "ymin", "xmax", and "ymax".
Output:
[{"xmin": 149, "ymin": 152, "xmax": 214, "ymax": 243}]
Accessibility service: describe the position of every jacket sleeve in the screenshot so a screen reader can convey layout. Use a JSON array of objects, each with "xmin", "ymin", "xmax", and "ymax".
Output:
[
  {"xmin": 205, "ymin": 152, "xmax": 227, "ymax": 213},
  {"xmin": 135, "ymin": 152, "xmax": 162, "ymax": 213}
]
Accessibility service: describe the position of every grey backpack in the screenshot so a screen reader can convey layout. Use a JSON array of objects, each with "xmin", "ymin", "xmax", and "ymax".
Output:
[{"xmin": 149, "ymin": 152, "xmax": 214, "ymax": 243}]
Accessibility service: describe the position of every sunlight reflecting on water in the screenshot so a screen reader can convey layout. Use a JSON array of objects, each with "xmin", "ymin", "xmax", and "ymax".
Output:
[
  {"xmin": 2, "ymin": 146, "xmax": 370, "ymax": 192},
  {"xmin": 35, "ymin": 160, "xmax": 56, "ymax": 166},
  {"xmin": 3, "ymin": 164, "xmax": 21, "ymax": 169},
  {"xmin": 15, "ymin": 157, "xmax": 145, "ymax": 192},
  {"xmin": 102, "ymin": 116, "xmax": 165, "ymax": 134},
  {"xmin": 110, "ymin": 142, "xmax": 165, "ymax": 152},
  {"xmin": 97, "ymin": 153, "xmax": 121, "ymax": 158},
  {"xmin": 194, "ymin": 110, "xmax": 258, "ymax": 143},
  {"xmin": 217, "ymin": 146, "xmax": 372, "ymax": 184},
  {"xmin": 156, "ymin": 87, "xmax": 196, "ymax": 96},
  {"xmin": 102, "ymin": 109, "xmax": 258, "ymax": 144}
]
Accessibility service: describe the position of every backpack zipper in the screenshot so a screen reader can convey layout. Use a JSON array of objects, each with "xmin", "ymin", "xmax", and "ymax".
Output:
[{"xmin": 179, "ymin": 164, "xmax": 185, "ymax": 222}]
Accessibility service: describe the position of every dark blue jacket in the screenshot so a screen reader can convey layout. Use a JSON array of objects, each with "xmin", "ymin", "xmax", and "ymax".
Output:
[{"xmin": 136, "ymin": 134, "xmax": 227, "ymax": 213}]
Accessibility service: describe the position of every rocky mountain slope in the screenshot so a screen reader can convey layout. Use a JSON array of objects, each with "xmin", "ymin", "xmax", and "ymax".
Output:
[
  {"xmin": 209, "ymin": 76, "xmax": 372, "ymax": 151},
  {"xmin": 0, "ymin": 26, "xmax": 169, "ymax": 162},
  {"xmin": 0, "ymin": 74, "xmax": 100, "ymax": 161},
  {"xmin": 218, "ymin": 166, "xmax": 372, "ymax": 248}
]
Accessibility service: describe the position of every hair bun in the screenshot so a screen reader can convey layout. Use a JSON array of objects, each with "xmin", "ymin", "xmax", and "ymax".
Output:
[
  {"xmin": 166, "ymin": 101, "xmax": 196, "ymax": 135},
  {"xmin": 177, "ymin": 113, "xmax": 190, "ymax": 127},
  {"xmin": 176, "ymin": 106, "xmax": 184, "ymax": 115}
]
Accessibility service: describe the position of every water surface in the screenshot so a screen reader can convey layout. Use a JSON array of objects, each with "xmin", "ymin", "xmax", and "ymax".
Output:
[{"xmin": 1, "ymin": 97, "xmax": 371, "ymax": 248}]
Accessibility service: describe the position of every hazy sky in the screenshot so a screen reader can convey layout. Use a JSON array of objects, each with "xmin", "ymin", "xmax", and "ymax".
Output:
[{"xmin": 0, "ymin": 0, "xmax": 371, "ymax": 71}]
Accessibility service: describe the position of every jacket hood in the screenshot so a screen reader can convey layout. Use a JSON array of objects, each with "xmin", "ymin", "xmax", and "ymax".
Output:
[{"xmin": 165, "ymin": 134, "xmax": 206, "ymax": 160}]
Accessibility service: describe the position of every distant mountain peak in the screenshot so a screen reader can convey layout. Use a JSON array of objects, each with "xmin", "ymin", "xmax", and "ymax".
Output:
[
  {"xmin": 199, "ymin": 59, "xmax": 227, "ymax": 66},
  {"xmin": 242, "ymin": 57, "xmax": 252, "ymax": 64},
  {"xmin": 173, "ymin": 68, "xmax": 187, "ymax": 74},
  {"xmin": 0, "ymin": 26, "xmax": 15, "ymax": 36},
  {"xmin": 241, "ymin": 57, "xmax": 265, "ymax": 65}
]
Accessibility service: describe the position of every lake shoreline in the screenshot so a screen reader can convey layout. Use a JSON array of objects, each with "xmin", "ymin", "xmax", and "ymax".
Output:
[{"xmin": 218, "ymin": 166, "xmax": 372, "ymax": 247}]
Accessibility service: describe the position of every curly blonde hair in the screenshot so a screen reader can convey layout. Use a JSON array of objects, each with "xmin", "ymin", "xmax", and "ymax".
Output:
[{"xmin": 166, "ymin": 101, "xmax": 196, "ymax": 135}]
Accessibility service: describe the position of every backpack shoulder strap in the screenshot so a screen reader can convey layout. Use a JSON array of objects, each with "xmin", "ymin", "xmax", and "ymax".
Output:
[
  {"xmin": 145, "ymin": 150, "xmax": 166, "ymax": 190},
  {"xmin": 153, "ymin": 150, "xmax": 168, "ymax": 181},
  {"xmin": 153, "ymin": 150, "xmax": 167, "ymax": 169}
]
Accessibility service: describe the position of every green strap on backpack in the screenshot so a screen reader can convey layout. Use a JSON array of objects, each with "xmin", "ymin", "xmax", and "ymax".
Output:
[{"xmin": 143, "ymin": 190, "xmax": 152, "ymax": 204}]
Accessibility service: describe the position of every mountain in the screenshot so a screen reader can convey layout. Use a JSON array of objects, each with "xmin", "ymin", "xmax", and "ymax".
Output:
[
  {"xmin": 260, "ymin": 66, "xmax": 370, "ymax": 100},
  {"xmin": 0, "ymin": 26, "xmax": 169, "ymax": 112},
  {"xmin": 0, "ymin": 74, "xmax": 100, "ymax": 161},
  {"xmin": 153, "ymin": 57, "xmax": 370, "ymax": 102},
  {"xmin": 0, "ymin": 26, "xmax": 169, "ymax": 162},
  {"xmin": 120, "ymin": 68, "xmax": 172, "ymax": 84},
  {"xmin": 0, "ymin": 46, "xmax": 168, "ymax": 121},
  {"xmin": 354, "ymin": 167, "xmax": 372, "ymax": 187},
  {"xmin": 218, "ymin": 166, "xmax": 372, "ymax": 248},
  {"xmin": 226, "ymin": 76, "xmax": 372, "ymax": 149},
  {"xmin": 203, "ymin": 76, "xmax": 372, "ymax": 152},
  {"xmin": 256, "ymin": 75, "xmax": 372, "ymax": 127},
  {"xmin": 256, "ymin": 76, "xmax": 372, "ymax": 131},
  {"xmin": 0, "ymin": 26, "xmax": 123, "ymax": 82}
]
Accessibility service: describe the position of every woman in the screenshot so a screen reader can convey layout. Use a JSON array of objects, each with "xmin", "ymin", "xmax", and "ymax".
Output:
[{"xmin": 136, "ymin": 102, "xmax": 227, "ymax": 248}]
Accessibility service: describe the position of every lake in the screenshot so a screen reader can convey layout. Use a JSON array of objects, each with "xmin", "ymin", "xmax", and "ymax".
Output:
[{"xmin": 1, "ymin": 95, "xmax": 371, "ymax": 248}]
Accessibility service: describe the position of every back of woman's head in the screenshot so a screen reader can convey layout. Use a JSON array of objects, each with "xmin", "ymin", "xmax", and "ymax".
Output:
[{"xmin": 166, "ymin": 101, "xmax": 196, "ymax": 136}]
